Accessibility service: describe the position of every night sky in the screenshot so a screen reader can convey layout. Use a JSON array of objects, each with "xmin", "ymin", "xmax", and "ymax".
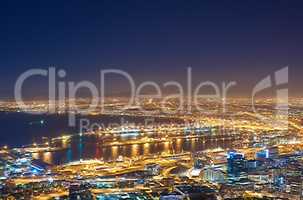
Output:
[{"xmin": 0, "ymin": 0, "xmax": 303, "ymax": 98}]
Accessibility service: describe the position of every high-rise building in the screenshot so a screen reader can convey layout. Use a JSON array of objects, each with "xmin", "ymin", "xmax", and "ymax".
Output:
[
  {"xmin": 256, "ymin": 147, "xmax": 279, "ymax": 160},
  {"xmin": 203, "ymin": 167, "xmax": 226, "ymax": 183},
  {"xmin": 227, "ymin": 151, "xmax": 246, "ymax": 177}
]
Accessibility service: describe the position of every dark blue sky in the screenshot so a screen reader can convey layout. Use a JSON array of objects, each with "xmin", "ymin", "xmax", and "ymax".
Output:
[{"xmin": 0, "ymin": 0, "xmax": 302, "ymax": 98}]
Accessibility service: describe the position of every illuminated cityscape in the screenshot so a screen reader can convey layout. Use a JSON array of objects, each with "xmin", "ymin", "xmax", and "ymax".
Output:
[
  {"xmin": 0, "ymin": 97, "xmax": 303, "ymax": 199},
  {"xmin": 1, "ymin": 0, "xmax": 303, "ymax": 199}
]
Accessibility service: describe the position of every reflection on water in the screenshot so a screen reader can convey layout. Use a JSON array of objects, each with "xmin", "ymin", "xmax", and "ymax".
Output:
[
  {"xmin": 131, "ymin": 144, "xmax": 139, "ymax": 157},
  {"xmin": 32, "ymin": 151, "xmax": 53, "ymax": 164},
  {"xmin": 66, "ymin": 148, "xmax": 72, "ymax": 163},
  {"xmin": 43, "ymin": 152, "xmax": 52, "ymax": 164},
  {"xmin": 36, "ymin": 134, "xmax": 237, "ymax": 165},
  {"xmin": 112, "ymin": 146, "xmax": 118, "ymax": 158},
  {"xmin": 143, "ymin": 143, "xmax": 150, "ymax": 155},
  {"xmin": 78, "ymin": 137, "xmax": 83, "ymax": 160}
]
